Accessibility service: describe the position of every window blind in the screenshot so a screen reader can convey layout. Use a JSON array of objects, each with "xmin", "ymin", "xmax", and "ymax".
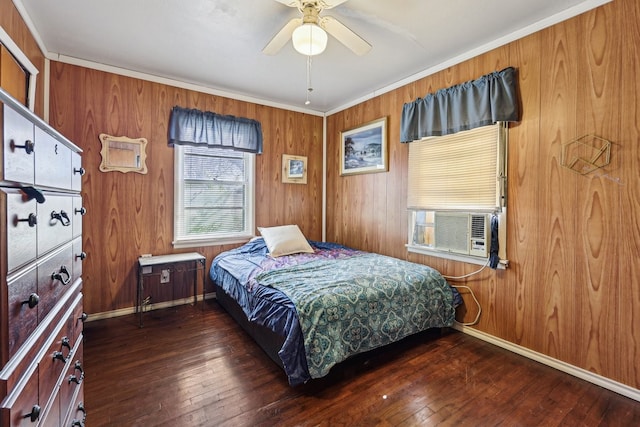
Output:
[
  {"xmin": 407, "ymin": 124, "xmax": 502, "ymax": 211},
  {"xmin": 175, "ymin": 145, "xmax": 252, "ymax": 242}
]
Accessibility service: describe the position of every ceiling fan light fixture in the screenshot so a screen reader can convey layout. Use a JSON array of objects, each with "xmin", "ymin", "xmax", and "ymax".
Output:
[{"xmin": 292, "ymin": 23, "xmax": 327, "ymax": 56}]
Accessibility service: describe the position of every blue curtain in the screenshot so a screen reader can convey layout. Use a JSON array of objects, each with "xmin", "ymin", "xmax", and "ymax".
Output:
[
  {"xmin": 168, "ymin": 106, "xmax": 263, "ymax": 154},
  {"xmin": 400, "ymin": 67, "xmax": 519, "ymax": 143}
]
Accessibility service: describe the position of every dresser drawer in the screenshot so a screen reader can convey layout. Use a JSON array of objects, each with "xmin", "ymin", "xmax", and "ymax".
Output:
[
  {"xmin": 71, "ymin": 292, "xmax": 85, "ymax": 347},
  {"xmin": 36, "ymin": 194, "xmax": 73, "ymax": 258},
  {"xmin": 2, "ymin": 188, "xmax": 37, "ymax": 273},
  {"xmin": 3, "ymin": 290, "xmax": 83, "ymax": 427},
  {"xmin": 37, "ymin": 392, "xmax": 59, "ymax": 427},
  {"xmin": 71, "ymin": 196, "xmax": 84, "ymax": 239},
  {"xmin": 6, "ymin": 265, "xmax": 38, "ymax": 361},
  {"xmin": 38, "ymin": 312, "xmax": 79, "ymax": 425},
  {"xmin": 58, "ymin": 341, "xmax": 83, "ymax": 425},
  {"xmin": 37, "ymin": 245, "xmax": 74, "ymax": 323},
  {"xmin": 70, "ymin": 152, "xmax": 83, "ymax": 192},
  {"xmin": 71, "ymin": 238, "xmax": 84, "ymax": 287},
  {"xmin": 2, "ymin": 104, "xmax": 35, "ymax": 185},
  {"xmin": 62, "ymin": 385, "xmax": 85, "ymax": 427},
  {"xmin": 0, "ymin": 363, "xmax": 40, "ymax": 427},
  {"xmin": 34, "ymin": 127, "xmax": 72, "ymax": 191}
]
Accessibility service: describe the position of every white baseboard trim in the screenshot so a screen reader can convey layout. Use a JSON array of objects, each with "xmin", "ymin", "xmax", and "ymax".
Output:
[
  {"xmin": 86, "ymin": 292, "xmax": 216, "ymax": 322},
  {"xmin": 88, "ymin": 306, "xmax": 136, "ymax": 322},
  {"xmin": 453, "ymin": 324, "xmax": 640, "ymax": 402}
]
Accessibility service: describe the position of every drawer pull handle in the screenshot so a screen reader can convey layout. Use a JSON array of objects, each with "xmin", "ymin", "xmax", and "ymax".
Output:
[
  {"xmin": 51, "ymin": 210, "xmax": 71, "ymax": 226},
  {"xmin": 53, "ymin": 351, "xmax": 66, "ymax": 363},
  {"xmin": 68, "ymin": 374, "xmax": 82, "ymax": 385},
  {"xmin": 16, "ymin": 213, "xmax": 38, "ymax": 227},
  {"xmin": 71, "ymin": 420, "xmax": 85, "ymax": 427},
  {"xmin": 61, "ymin": 336, "xmax": 71, "ymax": 350},
  {"xmin": 23, "ymin": 404, "xmax": 40, "ymax": 422},
  {"xmin": 74, "ymin": 360, "xmax": 84, "ymax": 374},
  {"xmin": 74, "ymin": 166, "xmax": 86, "ymax": 176},
  {"xmin": 21, "ymin": 186, "xmax": 46, "ymax": 204},
  {"xmin": 75, "ymin": 206, "xmax": 87, "ymax": 215},
  {"xmin": 21, "ymin": 293, "xmax": 40, "ymax": 309},
  {"xmin": 79, "ymin": 312, "xmax": 88, "ymax": 322},
  {"xmin": 76, "ymin": 251, "xmax": 87, "ymax": 261},
  {"xmin": 51, "ymin": 265, "xmax": 71, "ymax": 285},
  {"xmin": 12, "ymin": 139, "xmax": 34, "ymax": 154}
]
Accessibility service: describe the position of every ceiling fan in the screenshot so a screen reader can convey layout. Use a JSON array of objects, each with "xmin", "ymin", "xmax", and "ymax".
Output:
[{"xmin": 263, "ymin": 0, "xmax": 372, "ymax": 56}]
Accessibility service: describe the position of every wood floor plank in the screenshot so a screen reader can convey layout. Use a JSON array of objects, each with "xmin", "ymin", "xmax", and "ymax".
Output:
[{"xmin": 83, "ymin": 301, "xmax": 640, "ymax": 426}]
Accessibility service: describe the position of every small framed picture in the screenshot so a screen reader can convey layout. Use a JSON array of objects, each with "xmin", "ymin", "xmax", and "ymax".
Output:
[
  {"xmin": 340, "ymin": 117, "xmax": 388, "ymax": 176},
  {"xmin": 282, "ymin": 154, "xmax": 307, "ymax": 184}
]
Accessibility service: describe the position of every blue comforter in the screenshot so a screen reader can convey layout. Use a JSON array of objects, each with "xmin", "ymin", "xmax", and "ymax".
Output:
[{"xmin": 210, "ymin": 238, "xmax": 458, "ymax": 385}]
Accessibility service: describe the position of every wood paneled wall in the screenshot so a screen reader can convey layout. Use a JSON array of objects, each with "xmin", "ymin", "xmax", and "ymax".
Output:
[
  {"xmin": 325, "ymin": 0, "xmax": 639, "ymax": 390},
  {"xmin": 48, "ymin": 63, "xmax": 323, "ymax": 315},
  {"xmin": 0, "ymin": 0, "xmax": 45, "ymax": 115}
]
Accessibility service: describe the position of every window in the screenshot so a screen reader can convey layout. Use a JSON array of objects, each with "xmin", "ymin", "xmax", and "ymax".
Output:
[
  {"xmin": 407, "ymin": 123, "xmax": 507, "ymax": 265},
  {"xmin": 173, "ymin": 145, "xmax": 254, "ymax": 248}
]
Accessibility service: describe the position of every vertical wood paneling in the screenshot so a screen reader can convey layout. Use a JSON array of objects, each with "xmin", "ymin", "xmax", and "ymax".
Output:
[
  {"xmin": 385, "ymin": 90, "xmax": 408, "ymax": 259},
  {"xmin": 574, "ymin": 3, "xmax": 622, "ymax": 382},
  {"xmin": 326, "ymin": 0, "xmax": 640, "ymax": 391},
  {"xmin": 620, "ymin": 0, "xmax": 640, "ymax": 389},
  {"xmin": 508, "ymin": 31, "xmax": 542, "ymax": 348},
  {"xmin": 49, "ymin": 64, "xmax": 323, "ymax": 314},
  {"xmin": 537, "ymin": 12, "xmax": 579, "ymax": 364}
]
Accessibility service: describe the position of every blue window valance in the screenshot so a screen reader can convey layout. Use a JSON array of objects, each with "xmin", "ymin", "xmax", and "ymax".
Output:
[
  {"xmin": 168, "ymin": 106, "xmax": 263, "ymax": 154},
  {"xmin": 400, "ymin": 67, "xmax": 519, "ymax": 143}
]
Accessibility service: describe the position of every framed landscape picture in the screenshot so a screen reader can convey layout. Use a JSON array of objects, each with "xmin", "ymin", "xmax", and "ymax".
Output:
[
  {"xmin": 282, "ymin": 154, "xmax": 307, "ymax": 184},
  {"xmin": 340, "ymin": 117, "xmax": 388, "ymax": 176}
]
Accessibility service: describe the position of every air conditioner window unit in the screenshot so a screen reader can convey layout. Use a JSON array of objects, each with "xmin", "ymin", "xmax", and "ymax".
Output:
[{"xmin": 434, "ymin": 212, "xmax": 490, "ymax": 257}]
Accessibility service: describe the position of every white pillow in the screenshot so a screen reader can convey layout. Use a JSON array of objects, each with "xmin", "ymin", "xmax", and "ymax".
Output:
[{"xmin": 258, "ymin": 225, "xmax": 314, "ymax": 257}]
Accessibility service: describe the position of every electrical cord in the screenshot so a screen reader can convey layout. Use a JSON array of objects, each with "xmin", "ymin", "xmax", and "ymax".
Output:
[
  {"xmin": 442, "ymin": 257, "xmax": 490, "ymax": 280},
  {"xmin": 442, "ymin": 258, "xmax": 490, "ymax": 326},
  {"xmin": 449, "ymin": 284, "xmax": 482, "ymax": 326}
]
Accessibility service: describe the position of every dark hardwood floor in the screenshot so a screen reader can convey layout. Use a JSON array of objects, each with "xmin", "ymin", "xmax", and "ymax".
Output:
[{"xmin": 83, "ymin": 300, "xmax": 640, "ymax": 426}]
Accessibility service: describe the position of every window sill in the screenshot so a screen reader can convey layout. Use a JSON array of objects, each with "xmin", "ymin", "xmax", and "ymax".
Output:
[
  {"xmin": 173, "ymin": 234, "xmax": 254, "ymax": 249},
  {"xmin": 406, "ymin": 244, "xmax": 508, "ymax": 269}
]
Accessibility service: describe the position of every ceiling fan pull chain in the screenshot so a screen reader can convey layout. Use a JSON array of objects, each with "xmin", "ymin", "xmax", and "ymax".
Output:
[{"xmin": 305, "ymin": 55, "xmax": 313, "ymax": 105}]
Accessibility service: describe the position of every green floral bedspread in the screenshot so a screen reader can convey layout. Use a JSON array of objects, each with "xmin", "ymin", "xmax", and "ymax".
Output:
[{"xmin": 255, "ymin": 253, "xmax": 456, "ymax": 379}]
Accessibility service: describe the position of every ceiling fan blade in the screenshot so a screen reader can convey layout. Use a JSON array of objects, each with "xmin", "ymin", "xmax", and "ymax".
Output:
[
  {"xmin": 320, "ymin": 16, "xmax": 371, "ymax": 56},
  {"xmin": 273, "ymin": 0, "xmax": 349, "ymax": 10},
  {"xmin": 319, "ymin": 0, "xmax": 350, "ymax": 9},
  {"xmin": 273, "ymin": 0, "xmax": 301, "ymax": 7},
  {"xmin": 263, "ymin": 18, "xmax": 303, "ymax": 55}
]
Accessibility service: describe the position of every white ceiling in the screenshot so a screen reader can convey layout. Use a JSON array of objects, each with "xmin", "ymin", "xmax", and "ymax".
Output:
[{"xmin": 15, "ymin": 0, "xmax": 608, "ymax": 114}]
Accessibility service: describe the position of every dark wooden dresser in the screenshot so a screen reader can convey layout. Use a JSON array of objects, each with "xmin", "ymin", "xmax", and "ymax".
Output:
[{"xmin": 0, "ymin": 88, "xmax": 86, "ymax": 426}]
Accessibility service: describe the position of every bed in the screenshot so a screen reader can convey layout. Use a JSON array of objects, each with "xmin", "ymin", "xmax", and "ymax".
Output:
[{"xmin": 209, "ymin": 225, "xmax": 460, "ymax": 386}]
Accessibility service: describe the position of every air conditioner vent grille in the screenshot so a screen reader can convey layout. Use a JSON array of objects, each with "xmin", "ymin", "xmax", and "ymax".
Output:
[{"xmin": 471, "ymin": 215, "xmax": 486, "ymax": 239}]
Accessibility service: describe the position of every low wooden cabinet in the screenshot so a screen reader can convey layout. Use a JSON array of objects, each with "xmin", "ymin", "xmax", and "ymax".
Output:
[{"xmin": 0, "ymin": 88, "xmax": 86, "ymax": 426}]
